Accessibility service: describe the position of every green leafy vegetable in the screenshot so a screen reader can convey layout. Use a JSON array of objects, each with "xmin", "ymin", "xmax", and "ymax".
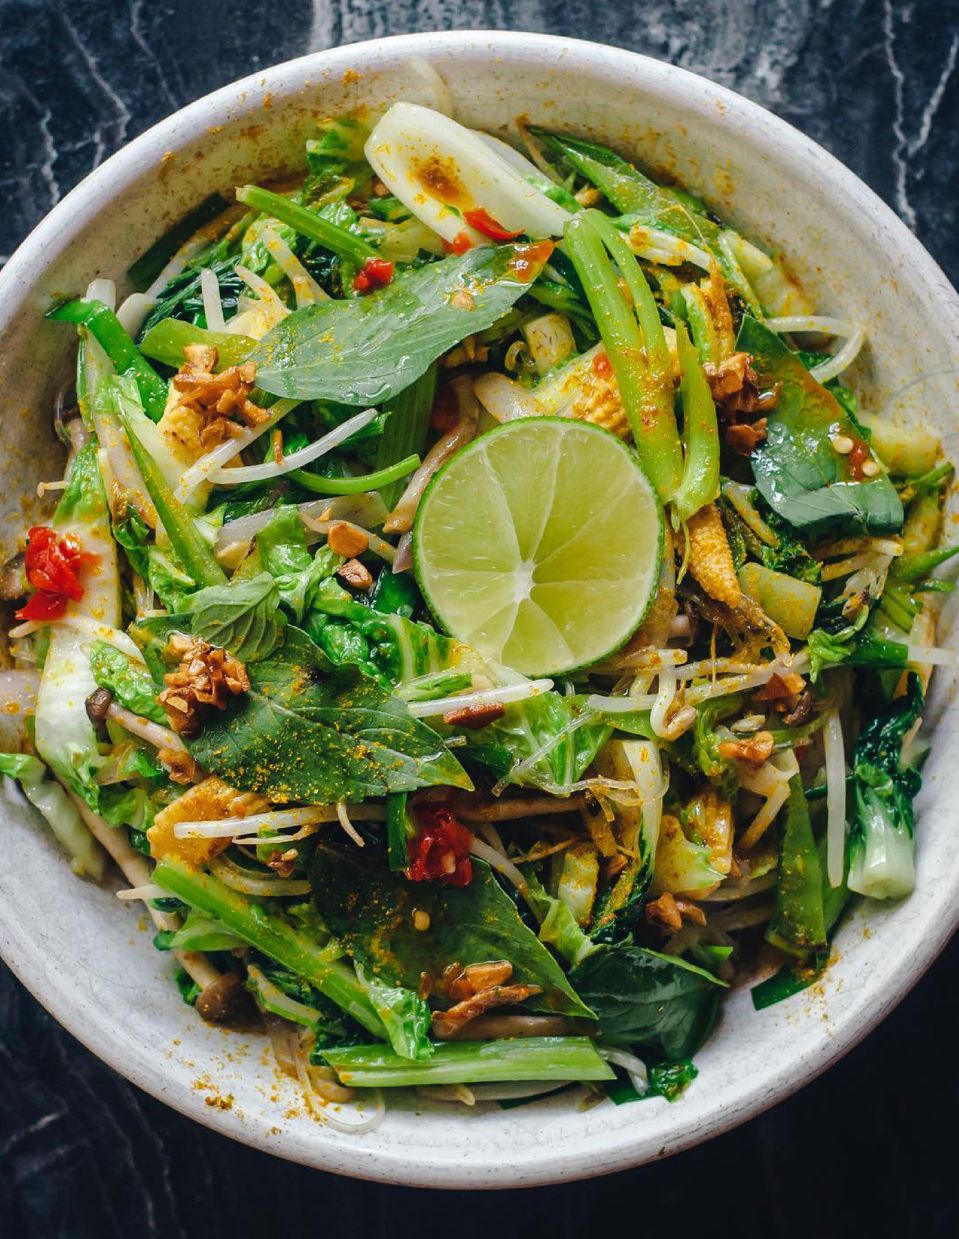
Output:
[
  {"xmin": 310, "ymin": 841, "xmax": 595, "ymax": 1021},
  {"xmin": 252, "ymin": 243, "xmax": 550, "ymax": 404},
  {"xmin": 765, "ymin": 780, "xmax": 826, "ymax": 956},
  {"xmin": 183, "ymin": 573, "xmax": 286, "ymax": 662},
  {"xmin": 741, "ymin": 317, "xmax": 903, "ymax": 537},
  {"xmin": 140, "ymin": 318, "xmax": 256, "ymax": 370},
  {"xmin": 355, "ymin": 965, "xmax": 432, "ymax": 1061},
  {"xmin": 569, "ymin": 943, "xmax": 724, "ymax": 1059},
  {"xmin": 89, "ymin": 641, "xmax": 167, "ymax": 724},
  {"xmin": 847, "ymin": 673, "xmax": 924, "ymax": 900}
]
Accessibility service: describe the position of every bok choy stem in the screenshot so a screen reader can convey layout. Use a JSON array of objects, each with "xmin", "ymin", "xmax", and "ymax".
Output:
[
  {"xmin": 153, "ymin": 858, "xmax": 388, "ymax": 1038},
  {"xmin": 323, "ymin": 1036, "xmax": 614, "ymax": 1087}
]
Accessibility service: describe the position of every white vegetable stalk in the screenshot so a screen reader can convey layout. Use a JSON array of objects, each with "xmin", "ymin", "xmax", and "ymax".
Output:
[
  {"xmin": 824, "ymin": 710, "xmax": 847, "ymax": 888},
  {"xmin": 627, "ymin": 225, "xmax": 712, "ymax": 270},
  {"xmin": 408, "ymin": 58, "xmax": 455, "ymax": 116},
  {"xmin": 213, "ymin": 492, "xmax": 388, "ymax": 553},
  {"xmin": 176, "ymin": 398, "xmax": 300, "ymax": 502},
  {"xmin": 209, "ymin": 407, "xmax": 378, "ymax": 485},
  {"xmin": 86, "ymin": 278, "xmax": 116, "ymax": 310},
  {"xmin": 765, "ymin": 316, "xmax": 865, "ymax": 384},
  {"xmin": 407, "ymin": 679, "xmax": 553, "ymax": 718},
  {"xmin": 261, "ymin": 225, "xmax": 328, "ymax": 307},
  {"xmin": 200, "ymin": 267, "xmax": 227, "ymax": 332},
  {"xmin": 365, "ymin": 102, "xmax": 569, "ymax": 246},
  {"xmin": 116, "ymin": 883, "xmax": 169, "ymax": 902},
  {"xmin": 116, "ymin": 292, "xmax": 155, "ymax": 337}
]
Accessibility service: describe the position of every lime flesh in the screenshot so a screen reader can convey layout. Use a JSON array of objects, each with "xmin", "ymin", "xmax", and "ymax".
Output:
[{"xmin": 413, "ymin": 417, "xmax": 663, "ymax": 676}]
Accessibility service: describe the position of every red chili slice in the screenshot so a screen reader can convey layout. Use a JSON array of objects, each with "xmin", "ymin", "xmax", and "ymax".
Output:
[
  {"xmin": 353, "ymin": 257, "xmax": 395, "ymax": 294},
  {"xmin": 442, "ymin": 230, "xmax": 474, "ymax": 256},
  {"xmin": 463, "ymin": 208, "xmax": 524, "ymax": 242},
  {"xmin": 406, "ymin": 806, "xmax": 474, "ymax": 887},
  {"xmin": 16, "ymin": 526, "xmax": 96, "ymax": 621}
]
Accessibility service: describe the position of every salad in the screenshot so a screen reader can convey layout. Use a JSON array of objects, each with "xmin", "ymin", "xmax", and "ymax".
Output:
[{"xmin": 1, "ymin": 96, "xmax": 955, "ymax": 1125}]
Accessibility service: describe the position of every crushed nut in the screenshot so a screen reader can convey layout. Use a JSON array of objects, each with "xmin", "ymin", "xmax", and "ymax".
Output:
[
  {"xmin": 267, "ymin": 847, "xmax": 299, "ymax": 878},
  {"xmin": 327, "ymin": 521, "xmax": 369, "ymax": 558},
  {"xmin": 431, "ymin": 962, "xmax": 541, "ymax": 1039},
  {"xmin": 449, "ymin": 288, "xmax": 475, "ymax": 312},
  {"xmin": 441, "ymin": 702, "xmax": 507, "ymax": 729},
  {"xmin": 336, "ymin": 558, "xmax": 374, "ymax": 591},
  {"xmin": 725, "ymin": 419, "xmax": 768, "ymax": 455},
  {"xmin": 753, "ymin": 672, "xmax": 805, "ymax": 702},
  {"xmin": 158, "ymin": 747, "xmax": 203, "ymax": 785},
  {"xmin": 171, "ymin": 349, "xmax": 270, "ymax": 449},
  {"xmin": 717, "ymin": 730, "xmax": 775, "ymax": 765},
  {"xmin": 158, "ymin": 633, "xmax": 250, "ymax": 735},
  {"xmin": 412, "ymin": 909, "xmax": 431, "ymax": 932},
  {"xmin": 782, "ymin": 687, "xmax": 814, "ymax": 727},
  {"xmin": 704, "ymin": 352, "xmax": 778, "ymax": 455},
  {"xmin": 645, "ymin": 891, "xmax": 708, "ymax": 931}
]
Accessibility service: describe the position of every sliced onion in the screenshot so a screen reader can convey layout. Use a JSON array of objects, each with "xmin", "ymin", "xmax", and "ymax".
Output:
[
  {"xmin": 473, "ymin": 371, "xmax": 542, "ymax": 423},
  {"xmin": 209, "ymin": 408, "xmax": 377, "ymax": 485},
  {"xmin": 823, "ymin": 710, "xmax": 847, "ymax": 888},
  {"xmin": 765, "ymin": 315, "xmax": 865, "ymax": 383},
  {"xmin": 598, "ymin": 1045, "xmax": 649, "ymax": 1095},
  {"xmin": 407, "ymin": 679, "xmax": 553, "ymax": 719},
  {"xmin": 213, "ymin": 492, "xmax": 388, "ymax": 553},
  {"xmin": 208, "ymin": 853, "xmax": 311, "ymax": 896},
  {"xmin": 261, "ymin": 224, "xmax": 327, "ymax": 307},
  {"xmin": 384, "ymin": 378, "xmax": 480, "ymax": 533},
  {"xmin": 627, "ymin": 225, "xmax": 712, "ymax": 269}
]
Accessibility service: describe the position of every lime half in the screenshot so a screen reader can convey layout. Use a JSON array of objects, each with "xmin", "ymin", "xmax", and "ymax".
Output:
[{"xmin": 413, "ymin": 417, "xmax": 663, "ymax": 676}]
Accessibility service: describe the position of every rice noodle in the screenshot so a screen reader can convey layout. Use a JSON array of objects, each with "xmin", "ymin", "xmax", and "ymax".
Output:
[
  {"xmin": 208, "ymin": 853, "xmax": 312, "ymax": 896},
  {"xmin": 823, "ymin": 710, "xmax": 847, "ymax": 888},
  {"xmin": 598, "ymin": 1045, "xmax": 649, "ymax": 1095},
  {"xmin": 209, "ymin": 407, "xmax": 378, "ymax": 485},
  {"xmin": 407, "ymin": 679, "xmax": 553, "ymax": 718},
  {"xmin": 384, "ymin": 377, "xmax": 480, "ymax": 534},
  {"xmin": 261, "ymin": 224, "xmax": 328, "ymax": 307},
  {"xmin": 200, "ymin": 267, "xmax": 227, "ymax": 332},
  {"xmin": 765, "ymin": 315, "xmax": 865, "ymax": 383}
]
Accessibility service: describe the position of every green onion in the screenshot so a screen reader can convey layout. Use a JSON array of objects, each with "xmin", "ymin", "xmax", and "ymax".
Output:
[
  {"xmin": 563, "ymin": 212, "xmax": 682, "ymax": 502},
  {"xmin": 48, "ymin": 299, "xmax": 169, "ymax": 421},
  {"xmin": 236, "ymin": 185, "xmax": 376, "ymax": 264},
  {"xmin": 672, "ymin": 320, "xmax": 720, "ymax": 521},
  {"xmin": 323, "ymin": 1037, "xmax": 614, "ymax": 1088},
  {"xmin": 289, "ymin": 455, "xmax": 420, "ymax": 496}
]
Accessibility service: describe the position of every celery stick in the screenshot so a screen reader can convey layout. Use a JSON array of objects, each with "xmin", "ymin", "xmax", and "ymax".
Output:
[
  {"xmin": 236, "ymin": 185, "xmax": 376, "ymax": 264},
  {"xmin": 153, "ymin": 859, "xmax": 387, "ymax": 1037},
  {"xmin": 323, "ymin": 1037, "xmax": 614, "ymax": 1087}
]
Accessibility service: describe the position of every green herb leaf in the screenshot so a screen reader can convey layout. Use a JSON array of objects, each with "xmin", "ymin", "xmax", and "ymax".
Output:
[
  {"xmin": 741, "ymin": 317, "xmax": 903, "ymax": 537},
  {"xmin": 183, "ymin": 572, "xmax": 286, "ymax": 662},
  {"xmin": 569, "ymin": 942, "xmax": 724, "ymax": 1059},
  {"xmin": 310, "ymin": 841, "xmax": 595, "ymax": 1021},
  {"xmin": 252, "ymin": 244, "xmax": 549, "ymax": 405},
  {"xmin": 89, "ymin": 641, "xmax": 167, "ymax": 724}
]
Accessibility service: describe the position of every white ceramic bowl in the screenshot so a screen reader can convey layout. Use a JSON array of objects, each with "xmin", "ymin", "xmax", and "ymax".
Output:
[{"xmin": 2, "ymin": 31, "xmax": 958, "ymax": 1189}]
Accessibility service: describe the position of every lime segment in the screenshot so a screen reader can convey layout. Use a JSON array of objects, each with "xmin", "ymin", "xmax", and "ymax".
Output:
[{"xmin": 413, "ymin": 417, "xmax": 663, "ymax": 676}]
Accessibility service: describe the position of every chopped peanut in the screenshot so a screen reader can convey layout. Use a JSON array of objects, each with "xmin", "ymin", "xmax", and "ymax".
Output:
[
  {"xmin": 327, "ymin": 521, "xmax": 369, "ymax": 558},
  {"xmin": 718, "ymin": 730, "xmax": 775, "ymax": 765},
  {"xmin": 753, "ymin": 672, "xmax": 806, "ymax": 702},
  {"xmin": 336, "ymin": 558, "xmax": 374, "ymax": 590},
  {"xmin": 267, "ymin": 847, "xmax": 299, "ymax": 878},
  {"xmin": 158, "ymin": 633, "xmax": 250, "ymax": 735},
  {"xmin": 162, "ymin": 350, "xmax": 270, "ymax": 457}
]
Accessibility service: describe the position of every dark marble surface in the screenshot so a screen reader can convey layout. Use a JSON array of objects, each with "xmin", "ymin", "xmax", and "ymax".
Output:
[{"xmin": 2, "ymin": 1, "xmax": 958, "ymax": 1233}]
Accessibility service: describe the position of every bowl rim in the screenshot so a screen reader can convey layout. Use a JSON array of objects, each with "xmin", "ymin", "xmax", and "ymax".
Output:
[{"xmin": 2, "ymin": 29, "xmax": 958, "ymax": 1188}]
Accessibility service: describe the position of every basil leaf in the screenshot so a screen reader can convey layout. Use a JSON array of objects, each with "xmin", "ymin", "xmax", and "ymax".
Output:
[
  {"xmin": 741, "ymin": 316, "xmax": 903, "ymax": 537},
  {"xmin": 131, "ymin": 624, "xmax": 471, "ymax": 802},
  {"xmin": 310, "ymin": 842, "xmax": 595, "ymax": 1021},
  {"xmin": 569, "ymin": 942, "xmax": 724, "ymax": 1059},
  {"xmin": 252, "ymin": 244, "xmax": 549, "ymax": 404},
  {"xmin": 183, "ymin": 572, "xmax": 286, "ymax": 662}
]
